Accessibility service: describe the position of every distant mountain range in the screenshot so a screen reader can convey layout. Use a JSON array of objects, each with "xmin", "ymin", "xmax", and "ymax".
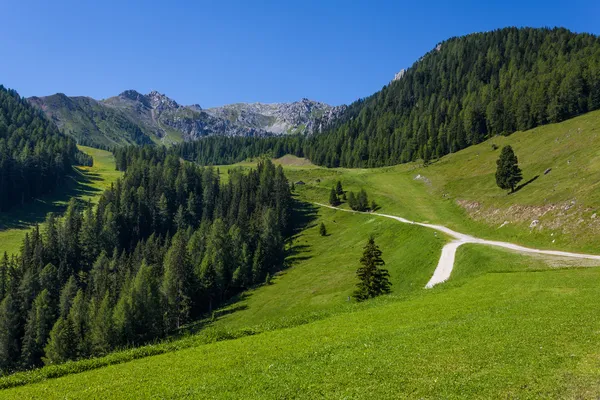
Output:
[{"xmin": 28, "ymin": 90, "xmax": 346, "ymax": 147}]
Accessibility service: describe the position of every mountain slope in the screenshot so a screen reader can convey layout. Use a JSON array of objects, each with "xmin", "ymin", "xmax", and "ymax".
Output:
[
  {"xmin": 28, "ymin": 93, "xmax": 156, "ymax": 147},
  {"xmin": 30, "ymin": 91, "xmax": 343, "ymax": 148},
  {"xmin": 300, "ymin": 27, "xmax": 600, "ymax": 167}
]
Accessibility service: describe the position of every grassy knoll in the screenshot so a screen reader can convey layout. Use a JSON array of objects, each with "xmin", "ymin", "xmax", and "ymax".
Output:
[
  {"xmin": 5, "ymin": 244, "xmax": 600, "ymax": 398},
  {"xmin": 0, "ymin": 146, "xmax": 121, "ymax": 256}
]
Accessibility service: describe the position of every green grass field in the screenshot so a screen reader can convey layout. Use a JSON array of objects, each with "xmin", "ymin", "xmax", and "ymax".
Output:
[
  {"xmin": 4, "ymin": 112, "xmax": 600, "ymax": 398},
  {"xmin": 0, "ymin": 146, "xmax": 121, "ymax": 256},
  {"xmin": 5, "ymin": 244, "xmax": 599, "ymax": 398}
]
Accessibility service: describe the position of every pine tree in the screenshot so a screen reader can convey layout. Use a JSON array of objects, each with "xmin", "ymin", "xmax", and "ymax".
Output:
[
  {"xmin": 0, "ymin": 252, "xmax": 8, "ymax": 302},
  {"xmin": 335, "ymin": 181, "xmax": 344, "ymax": 196},
  {"xmin": 130, "ymin": 261, "xmax": 162, "ymax": 343},
  {"xmin": 161, "ymin": 232, "xmax": 191, "ymax": 330},
  {"xmin": 352, "ymin": 236, "xmax": 392, "ymax": 301},
  {"xmin": 21, "ymin": 289, "xmax": 55, "ymax": 367},
  {"xmin": 58, "ymin": 276, "xmax": 78, "ymax": 318},
  {"xmin": 89, "ymin": 291, "xmax": 113, "ymax": 356},
  {"xmin": 356, "ymin": 189, "xmax": 369, "ymax": 212},
  {"xmin": 43, "ymin": 316, "xmax": 77, "ymax": 365},
  {"xmin": 347, "ymin": 191, "xmax": 357, "ymax": 210},
  {"xmin": 319, "ymin": 222, "xmax": 327, "ymax": 236},
  {"xmin": 329, "ymin": 188, "xmax": 339, "ymax": 206},
  {"xmin": 495, "ymin": 145, "xmax": 523, "ymax": 193},
  {"xmin": 0, "ymin": 293, "xmax": 21, "ymax": 371},
  {"xmin": 68, "ymin": 289, "xmax": 90, "ymax": 358},
  {"xmin": 79, "ymin": 201, "xmax": 99, "ymax": 271}
]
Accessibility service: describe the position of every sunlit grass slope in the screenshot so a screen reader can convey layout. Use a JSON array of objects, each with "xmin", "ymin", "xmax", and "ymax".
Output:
[
  {"xmin": 0, "ymin": 145, "xmax": 121, "ymax": 256},
  {"xmin": 269, "ymin": 110, "xmax": 600, "ymax": 252},
  {"xmin": 5, "ymin": 245, "xmax": 600, "ymax": 399}
]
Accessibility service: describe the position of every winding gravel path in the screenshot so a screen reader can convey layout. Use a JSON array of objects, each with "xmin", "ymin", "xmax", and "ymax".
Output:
[{"xmin": 315, "ymin": 203, "xmax": 600, "ymax": 288}]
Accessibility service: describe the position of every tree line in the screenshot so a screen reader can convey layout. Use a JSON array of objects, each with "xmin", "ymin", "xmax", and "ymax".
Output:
[
  {"xmin": 0, "ymin": 86, "xmax": 92, "ymax": 212},
  {"xmin": 0, "ymin": 149, "xmax": 292, "ymax": 373},
  {"xmin": 170, "ymin": 28, "xmax": 600, "ymax": 169}
]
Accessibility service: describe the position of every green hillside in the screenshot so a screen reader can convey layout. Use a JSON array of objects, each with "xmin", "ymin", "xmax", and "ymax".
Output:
[
  {"xmin": 4, "ymin": 111, "xmax": 600, "ymax": 398},
  {"xmin": 0, "ymin": 146, "xmax": 122, "ymax": 256},
  {"xmin": 28, "ymin": 94, "xmax": 156, "ymax": 147},
  {"xmin": 278, "ymin": 109, "xmax": 600, "ymax": 252}
]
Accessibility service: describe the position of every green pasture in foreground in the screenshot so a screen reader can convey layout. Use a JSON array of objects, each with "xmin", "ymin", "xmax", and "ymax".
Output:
[{"xmin": 5, "ymin": 241, "xmax": 599, "ymax": 399}]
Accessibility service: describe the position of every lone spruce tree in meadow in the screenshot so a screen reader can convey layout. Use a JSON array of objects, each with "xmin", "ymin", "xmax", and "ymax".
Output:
[
  {"xmin": 495, "ymin": 145, "xmax": 523, "ymax": 193},
  {"xmin": 352, "ymin": 236, "xmax": 391, "ymax": 301},
  {"xmin": 329, "ymin": 187, "xmax": 340, "ymax": 206},
  {"xmin": 319, "ymin": 222, "xmax": 327, "ymax": 236}
]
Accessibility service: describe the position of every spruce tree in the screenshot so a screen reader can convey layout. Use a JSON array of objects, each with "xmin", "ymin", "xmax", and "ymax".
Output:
[
  {"xmin": 68, "ymin": 289, "xmax": 90, "ymax": 358},
  {"xmin": 329, "ymin": 188, "xmax": 339, "ymax": 206},
  {"xmin": 44, "ymin": 316, "xmax": 77, "ymax": 365},
  {"xmin": 161, "ymin": 232, "xmax": 191, "ymax": 330},
  {"xmin": 495, "ymin": 145, "xmax": 523, "ymax": 193},
  {"xmin": 319, "ymin": 222, "xmax": 327, "ymax": 237},
  {"xmin": 352, "ymin": 236, "xmax": 392, "ymax": 301},
  {"xmin": 335, "ymin": 181, "xmax": 344, "ymax": 195},
  {"xmin": 0, "ymin": 293, "xmax": 21, "ymax": 371},
  {"xmin": 347, "ymin": 191, "xmax": 357, "ymax": 210},
  {"xmin": 357, "ymin": 189, "xmax": 369, "ymax": 212},
  {"xmin": 89, "ymin": 291, "xmax": 113, "ymax": 356},
  {"xmin": 21, "ymin": 289, "xmax": 55, "ymax": 367}
]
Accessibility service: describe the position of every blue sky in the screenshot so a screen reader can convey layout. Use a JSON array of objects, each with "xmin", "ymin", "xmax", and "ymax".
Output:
[{"xmin": 0, "ymin": 0, "xmax": 598, "ymax": 107}]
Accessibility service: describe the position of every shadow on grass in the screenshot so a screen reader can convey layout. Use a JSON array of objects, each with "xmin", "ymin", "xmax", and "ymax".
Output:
[
  {"xmin": 512, "ymin": 175, "xmax": 540, "ymax": 194},
  {"xmin": 199, "ymin": 198, "xmax": 319, "ymax": 327},
  {"xmin": 0, "ymin": 166, "xmax": 104, "ymax": 232}
]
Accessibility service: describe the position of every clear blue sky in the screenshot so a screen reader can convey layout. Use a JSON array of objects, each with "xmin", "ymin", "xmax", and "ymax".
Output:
[{"xmin": 1, "ymin": 0, "xmax": 598, "ymax": 108}]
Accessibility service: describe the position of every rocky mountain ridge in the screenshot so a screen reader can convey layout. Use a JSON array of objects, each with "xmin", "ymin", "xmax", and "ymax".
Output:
[{"xmin": 29, "ymin": 90, "xmax": 346, "ymax": 147}]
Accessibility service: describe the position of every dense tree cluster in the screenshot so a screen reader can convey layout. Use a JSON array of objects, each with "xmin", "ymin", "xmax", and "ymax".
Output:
[
  {"xmin": 307, "ymin": 27, "xmax": 600, "ymax": 167},
  {"xmin": 0, "ymin": 86, "xmax": 92, "ymax": 211},
  {"xmin": 172, "ymin": 28, "xmax": 600, "ymax": 169},
  {"xmin": 0, "ymin": 150, "xmax": 292, "ymax": 373}
]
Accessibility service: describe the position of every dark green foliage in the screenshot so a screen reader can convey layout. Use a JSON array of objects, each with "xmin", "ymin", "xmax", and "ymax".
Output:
[
  {"xmin": 0, "ymin": 147, "xmax": 293, "ymax": 374},
  {"xmin": 0, "ymin": 86, "xmax": 92, "ymax": 211},
  {"xmin": 352, "ymin": 237, "xmax": 392, "ymax": 301},
  {"xmin": 172, "ymin": 28, "xmax": 600, "ymax": 169},
  {"xmin": 335, "ymin": 181, "xmax": 343, "ymax": 196},
  {"xmin": 319, "ymin": 222, "xmax": 327, "ymax": 237},
  {"xmin": 495, "ymin": 145, "xmax": 523, "ymax": 193},
  {"xmin": 43, "ymin": 316, "xmax": 77, "ymax": 365},
  {"xmin": 21, "ymin": 290, "xmax": 54, "ymax": 368},
  {"xmin": 329, "ymin": 188, "xmax": 340, "ymax": 206},
  {"xmin": 347, "ymin": 189, "xmax": 370, "ymax": 212},
  {"xmin": 0, "ymin": 293, "xmax": 21, "ymax": 372}
]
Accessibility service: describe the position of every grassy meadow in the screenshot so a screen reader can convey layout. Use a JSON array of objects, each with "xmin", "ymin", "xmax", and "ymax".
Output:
[
  {"xmin": 0, "ymin": 146, "xmax": 122, "ymax": 256},
  {"xmin": 3, "ymin": 112, "xmax": 600, "ymax": 398}
]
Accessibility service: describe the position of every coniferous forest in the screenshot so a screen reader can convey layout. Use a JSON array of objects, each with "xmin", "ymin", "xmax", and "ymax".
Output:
[
  {"xmin": 0, "ymin": 86, "xmax": 92, "ymax": 212},
  {"xmin": 174, "ymin": 28, "xmax": 600, "ymax": 168},
  {"xmin": 0, "ymin": 148, "xmax": 292, "ymax": 372}
]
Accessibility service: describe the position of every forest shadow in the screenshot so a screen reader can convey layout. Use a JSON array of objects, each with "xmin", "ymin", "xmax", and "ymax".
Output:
[
  {"xmin": 0, "ymin": 167, "xmax": 104, "ymax": 232},
  {"xmin": 184, "ymin": 199, "xmax": 319, "ymax": 331},
  {"xmin": 512, "ymin": 175, "xmax": 539, "ymax": 194}
]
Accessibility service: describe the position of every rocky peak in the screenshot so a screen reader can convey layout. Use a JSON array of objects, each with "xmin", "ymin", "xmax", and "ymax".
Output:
[
  {"xmin": 118, "ymin": 90, "xmax": 151, "ymax": 108},
  {"xmin": 393, "ymin": 69, "xmax": 406, "ymax": 82},
  {"xmin": 147, "ymin": 90, "xmax": 179, "ymax": 110}
]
